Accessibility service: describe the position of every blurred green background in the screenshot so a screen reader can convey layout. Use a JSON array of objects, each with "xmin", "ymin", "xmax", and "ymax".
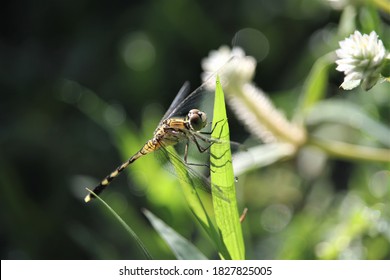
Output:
[{"xmin": 1, "ymin": 0, "xmax": 389, "ymax": 260}]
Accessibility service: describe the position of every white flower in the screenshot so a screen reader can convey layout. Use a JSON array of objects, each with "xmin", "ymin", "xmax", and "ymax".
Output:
[
  {"xmin": 335, "ymin": 31, "xmax": 387, "ymax": 90},
  {"xmin": 201, "ymin": 46, "xmax": 256, "ymax": 88}
]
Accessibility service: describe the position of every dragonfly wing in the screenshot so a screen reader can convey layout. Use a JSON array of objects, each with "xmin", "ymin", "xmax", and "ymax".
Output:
[
  {"xmin": 159, "ymin": 81, "xmax": 191, "ymax": 125},
  {"xmin": 164, "ymin": 82, "xmax": 213, "ymax": 121},
  {"xmin": 154, "ymin": 143, "xmax": 229, "ymax": 202},
  {"xmin": 164, "ymin": 55, "xmax": 236, "ymax": 121}
]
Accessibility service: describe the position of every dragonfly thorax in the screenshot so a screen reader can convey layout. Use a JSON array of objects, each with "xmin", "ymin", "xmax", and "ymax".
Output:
[{"xmin": 186, "ymin": 109, "xmax": 207, "ymax": 131}]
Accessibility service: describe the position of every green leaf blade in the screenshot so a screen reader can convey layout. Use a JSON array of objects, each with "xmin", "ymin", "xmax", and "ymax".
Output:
[
  {"xmin": 143, "ymin": 209, "xmax": 208, "ymax": 260},
  {"xmin": 210, "ymin": 76, "xmax": 245, "ymax": 260},
  {"xmin": 298, "ymin": 54, "xmax": 333, "ymax": 114}
]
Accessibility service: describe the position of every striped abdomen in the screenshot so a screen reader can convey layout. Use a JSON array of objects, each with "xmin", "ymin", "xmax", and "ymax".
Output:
[
  {"xmin": 84, "ymin": 139, "xmax": 161, "ymax": 202},
  {"xmin": 84, "ymin": 119, "xmax": 189, "ymax": 202}
]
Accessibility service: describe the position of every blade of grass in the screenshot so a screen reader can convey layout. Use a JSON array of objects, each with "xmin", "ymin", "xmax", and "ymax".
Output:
[
  {"xmin": 297, "ymin": 53, "xmax": 334, "ymax": 114},
  {"xmin": 143, "ymin": 209, "xmax": 208, "ymax": 260},
  {"xmin": 85, "ymin": 188, "xmax": 152, "ymax": 259},
  {"xmin": 210, "ymin": 76, "xmax": 245, "ymax": 260}
]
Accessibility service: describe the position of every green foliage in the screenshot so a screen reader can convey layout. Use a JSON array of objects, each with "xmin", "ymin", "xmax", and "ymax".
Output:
[
  {"xmin": 298, "ymin": 54, "xmax": 333, "ymax": 113},
  {"xmin": 143, "ymin": 209, "xmax": 207, "ymax": 260},
  {"xmin": 210, "ymin": 77, "xmax": 245, "ymax": 260}
]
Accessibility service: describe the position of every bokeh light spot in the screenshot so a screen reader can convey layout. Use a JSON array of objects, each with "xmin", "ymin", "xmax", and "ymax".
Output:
[
  {"xmin": 120, "ymin": 32, "xmax": 156, "ymax": 71},
  {"xmin": 104, "ymin": 103, "xmax": 126, "ymax": 126},
  {"xmin": 369, "ymin": 170, "xmax": 390, "ymax": 199},
  {"xmin": 260, "ymin": 204, "xmax": 292, "ymax": 233},
  {"xmin": 232, "ymin": 28, "xmax": 269, "ymax": 62}
]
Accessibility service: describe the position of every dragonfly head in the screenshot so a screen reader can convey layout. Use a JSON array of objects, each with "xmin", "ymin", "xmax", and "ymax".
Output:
[{"xmin": 187, "ymin": 109, "xmax": 207, "ymax": 131}]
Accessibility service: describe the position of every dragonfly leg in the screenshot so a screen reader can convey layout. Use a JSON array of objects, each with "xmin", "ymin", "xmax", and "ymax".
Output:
[
  {"xmin": 183, "ymin": 139, "xmax": 213, "ymax": 169},
  {"xmin": 182, "ymin": 119, "xmax": 229, "ymax": 172},
  {"xmin": 192, "ymin": 134, "xmax": 216, "ymax": 152},
  {"xmin": 200, "ymin": 119, "xmax": 227, "ymax": 136},
  {"xmin": 197, "ymin": 121, "xmax": 234, "ymax": 168}
]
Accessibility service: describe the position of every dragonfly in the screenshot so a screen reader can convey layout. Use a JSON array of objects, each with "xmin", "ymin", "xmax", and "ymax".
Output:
[{"xmin": 84, "ymin": 65, "xmax": 232, "ymax": 203}]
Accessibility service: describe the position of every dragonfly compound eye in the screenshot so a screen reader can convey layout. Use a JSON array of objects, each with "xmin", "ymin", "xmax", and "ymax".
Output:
[{"xmin": 188, "ymin": 109, "xmax": 207, "ymax": 131}]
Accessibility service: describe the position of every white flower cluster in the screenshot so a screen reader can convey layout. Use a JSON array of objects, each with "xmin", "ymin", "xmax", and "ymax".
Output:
[
  {"xmin": 335, "ymin": 31, "xmax": 388, "ymax": 90},
  {"xmin": 201, "ymin": 46, "xmax": 256, "ymax": 88},
  {"xmin": 201, "ymin": 46, "xmax": 306, "ymax": 146}
]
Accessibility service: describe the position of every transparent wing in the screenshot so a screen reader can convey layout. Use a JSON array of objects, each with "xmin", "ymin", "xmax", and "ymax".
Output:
[
  {"xmin": 155, "ymin": 142, "xmax": 229, "ymax": 202},
  {"xmin": 159, "ymin": 81, "xmax": 191, "ymax": 126},
  {"xmin": 162, "ymin": 55, "xmax": 236, "ymax": 121},
  {"xmin": 164, "ymin": 78, "xmax": 214, "ymax": 121}
]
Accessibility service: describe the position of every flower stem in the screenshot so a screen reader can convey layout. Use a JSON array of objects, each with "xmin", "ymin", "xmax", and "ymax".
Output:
[{"xmin": 309, "ymin": 136, "xmax": 390, "ymax": 163}]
